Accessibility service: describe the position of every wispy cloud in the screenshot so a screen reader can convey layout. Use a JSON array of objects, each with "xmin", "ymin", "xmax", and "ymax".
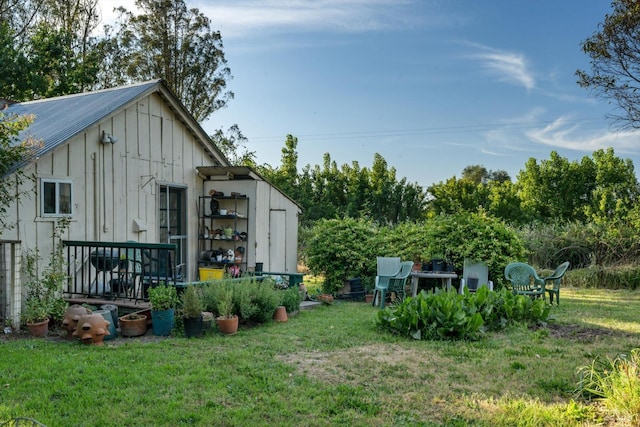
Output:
[
  {"xmin": 465, "ymin": 42, "xmax": 535, "ymax": 91},
  {"xmin": 527, "ymin": 117, "xmax": 640, "ymax": 154},
  {"xmin": 194, "ymin": 0, "xmax": 427, "ymax": 38}
]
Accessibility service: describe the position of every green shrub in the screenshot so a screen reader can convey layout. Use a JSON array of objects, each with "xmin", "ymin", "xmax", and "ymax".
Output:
[
  {"xmin": 201, "ymin": 279, "xmax": 282, "ymax": 324},
  {"xmin": 376, "ymin": 287, "xmax": 549, "ymax": 341},
  {"xmin": 302, "ymin": 218, "xmax": 379, "ymax": 294},
  {"xmin": 148, "ymin": 283, "xmax": 178, "ymax": 311},
  {"xmin": 280, "ymin": 286, "xmax": 302, "ymax": 314},
  {"xmin": 420, "ymin": 212, "xmax": 526, "ymax": 288},
  {"xmin": 576, "ymin": 349, "xmax": 640, "ymax": 424},
  {"xmin": 301, "ymin": 213, "xmax": 525, "ymax": 293}
]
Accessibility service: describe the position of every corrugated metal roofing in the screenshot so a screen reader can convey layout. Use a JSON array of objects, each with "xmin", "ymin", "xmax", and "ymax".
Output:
[{"xmin": 5, "ymin": 80, "xmax": 161, "ymax": 170}]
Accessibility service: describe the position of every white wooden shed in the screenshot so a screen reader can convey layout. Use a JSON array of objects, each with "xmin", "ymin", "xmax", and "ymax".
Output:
[{"xmin": 0, "ymin": 80, "xmax": 301, "ymax": 324}]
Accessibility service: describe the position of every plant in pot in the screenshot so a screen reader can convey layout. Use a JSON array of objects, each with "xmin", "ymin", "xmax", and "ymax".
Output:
[
  {"xmin": 181, "ymin": 285, "xmax": 204, "ymax": 338},
  {"xmin": 21, "ymin": 218, "xmax": 71, "ymax": 336},
  {"xmin": 21, "ymin": 297, "xmax": 50, "ymax": 337},
  {"xmin": 148, "ymin": 283, "xmax": 178, "ymax": 336},
  {"xmin": 215, "ymin": 284, "xmax": 238, "ymax": 335},
  {"xmin": 431, "ymin": 253, "xmax": 445, "ymax": 272}
]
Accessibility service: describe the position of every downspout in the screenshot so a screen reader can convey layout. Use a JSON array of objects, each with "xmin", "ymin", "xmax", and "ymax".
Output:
[{"xmin": 91, "ymin": 152, "xmax": 98, "ymax": 240}]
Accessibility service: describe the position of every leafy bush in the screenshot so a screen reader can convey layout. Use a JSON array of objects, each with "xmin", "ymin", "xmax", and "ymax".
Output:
[
  {"xmin": 301, "ymin": 213, "xmax": 525, "ymax": 293},
  {"xmin": 180, "ymin": 285, "xmax": 203, "ymax": 318},
  {"xmin": 148, "ymin": 283, "xmax": 178, "ymax": 311},
  {"xmin": 576, "ymin": 349, "xmax": 640, "ymax": 424},
  {"xmin": 520, "ymin": 220, "xmax": 640, "ymax": 270},
  {"xmin": 302, "ymin": 218, "xmax": 379, "ymax": 294},
  {"xmin": 200, "ymin": 279, "xmax": 281, "ymax": 324},
  {"xmin": 420, "ymin": 212, "xmax": 527, "ymax": 288},
  {"xmin": 280, "ymin": 286, "xmax": 302, "ymax": 314},
  {"xmin": 376, "ymin": 287, "xmax": 549, "ymax": 341}
]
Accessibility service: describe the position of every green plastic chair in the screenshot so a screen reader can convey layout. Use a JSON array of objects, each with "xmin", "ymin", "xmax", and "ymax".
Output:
[
  {"xmin": 542, "ymin": 261, "xmax": 570, "ymax": 305},
  {"xmin": 372, "ymin": 257, "xmax": 401, "ymax": 308},
  {"xmin": 387, "ymin": 261, "xmax": 415, "ymax": 304},
  {"xmin": 504, "ymin": 262, "xmax": 546, "ymax": 301}
]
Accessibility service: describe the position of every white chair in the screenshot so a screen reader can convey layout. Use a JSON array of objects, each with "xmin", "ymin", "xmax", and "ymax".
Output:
[{"xmin": 459, "ymin": 259, "xmax": 493, "ymax": 293}]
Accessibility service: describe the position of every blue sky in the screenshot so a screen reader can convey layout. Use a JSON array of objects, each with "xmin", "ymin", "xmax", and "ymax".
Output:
[{"xmin": 102, "ymin": 1, "xmax": 638, "ymax": 187}]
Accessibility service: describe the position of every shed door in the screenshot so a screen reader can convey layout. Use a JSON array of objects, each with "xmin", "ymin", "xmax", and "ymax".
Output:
[
  {"xmin": 159, "ymin": 185, "xmax": 187, "ymax": 271},
  {"xmin": 269, "ymin": 209, "xmax": 286, "ymax": 271}
]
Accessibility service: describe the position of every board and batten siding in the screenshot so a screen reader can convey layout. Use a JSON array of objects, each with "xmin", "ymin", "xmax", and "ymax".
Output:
[{"xmin": 4, "ymin": 92, "xmax": 222, "ymax": 282}]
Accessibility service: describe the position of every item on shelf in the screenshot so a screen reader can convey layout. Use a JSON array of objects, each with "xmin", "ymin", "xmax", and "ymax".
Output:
[
  {"xmin": 228, "ymin": 264, "xmax": 241, "ymax": 277},
  {"xmin": 240, "ymin": 232, "xmax": 248, "ymax": 241},
  {"xmin": 209, "ymin": 198, "xmax": 219, "ymax": 215},
  {"xmin": 209, "ymin": 189, "xmax": 224, "ymax": 197},
  {"xmin": 219, "ymin": 209, "xmax": 228, "ymax": 215}
]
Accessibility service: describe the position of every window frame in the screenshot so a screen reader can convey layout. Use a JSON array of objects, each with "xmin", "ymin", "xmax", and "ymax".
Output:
[{"xmin": 40, "ymin": 178, "xmax": 73, "ymax": 217}]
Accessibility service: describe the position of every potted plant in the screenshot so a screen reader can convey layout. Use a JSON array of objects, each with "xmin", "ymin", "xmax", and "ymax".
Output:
[
  {"xmin": 181, "ymin": 285, "xmax": 204, "ymax": 338},
  {"xmin": 21, "ymin": 298, "xmax": 50, "ymax": 337},
  {"xmin": 148, "ymin": 283, "xmax": 178, "ymax": 336},
  {"xmin": 431, "ymin": 253, "xmax": 445, "ymax": 272},
  {"xmin": 21, "ymin": 218, "xmax": 71, "ymax": 336},
  {"xmin": 215, "ymin": 285, "xmax": 238, "ymax": 335}
]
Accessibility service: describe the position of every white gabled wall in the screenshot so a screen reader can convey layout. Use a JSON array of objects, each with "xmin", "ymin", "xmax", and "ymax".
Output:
[{"xmin": 3, "ymin": 92, "xmax": 222, "ymax": 283}]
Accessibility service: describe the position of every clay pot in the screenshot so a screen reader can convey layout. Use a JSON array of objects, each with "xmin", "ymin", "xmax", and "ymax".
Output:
[
  {"xmin": 216, "ymin": 315, "xmax": 238, "ymax": 335},
  {"xmin": 317, "ymin": 294, "xmax": 334, "ymax": 304},
  {"xmin": 273, "ymin": 306, "xmax": 288, "ymax": 322},
  {"xmin": 26, "ymin": 319, "xmax": 49, "ymax": 338},
  {"xmin": 62, "ymin": 304, "xmax": 92, "ymax": 340},
  {"xmin": 119, "ymin": 314, "xmax": 148, "ymax": 337},
  {"xmin": 73, "ymin": 313, "xmax": 110, "ymax": 346}
]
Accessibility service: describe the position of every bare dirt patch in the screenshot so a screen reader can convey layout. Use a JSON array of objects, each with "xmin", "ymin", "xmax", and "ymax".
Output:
[{"xmin": 545, "ymin": 323, "xmax": 636, "ymax": 342}]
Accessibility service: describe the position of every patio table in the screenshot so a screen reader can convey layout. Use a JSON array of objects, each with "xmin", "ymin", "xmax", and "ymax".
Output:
[{"xmin": 410, "ymin": 271, "xmax": 458, "ymax": 296}]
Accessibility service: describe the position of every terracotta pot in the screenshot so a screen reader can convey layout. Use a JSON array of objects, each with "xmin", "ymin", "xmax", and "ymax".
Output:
[
  {"xmin": 364, "ymin": 294, "xmax": 374, "ymax": 304},
  {"xmin": 273, "ymin": 306, "xmax": 288, "ymax": 322},
  {"xmin": 26, "ymin": 319, "xmax": 49, "ymax": 337},
  {"xmin": 119, "ymin": 314, "xmax": 148, "ymax": 337},
  {"xmin": 317, "ymin": 294, "xmax": 334, "ymax": 304},
  {"xmin": 216, "ymin": 315, "xmax": 239, "ymax": 335},
  {"xmin": 62, "ymin": 304, "xmax": 92, "ymax": 339},
  {"xmin": 73, "ymin": 313, "xmax": 110, "ymax": 346}
]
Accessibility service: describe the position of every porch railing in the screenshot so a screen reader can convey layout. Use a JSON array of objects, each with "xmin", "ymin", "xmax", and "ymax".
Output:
[{"xmin": 62, "ymin": 240, "xmax": 182, "ymax": 302}]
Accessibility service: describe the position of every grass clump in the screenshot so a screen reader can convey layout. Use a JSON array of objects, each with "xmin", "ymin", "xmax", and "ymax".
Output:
[{"xmin": 577, "ymin": 348, "xmax": 640, "ymax": 424}]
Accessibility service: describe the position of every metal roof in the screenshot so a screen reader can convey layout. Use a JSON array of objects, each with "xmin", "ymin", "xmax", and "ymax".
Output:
[{"xmin": 3, "ymin": 80, "xmax": 226, "ymax": 173}]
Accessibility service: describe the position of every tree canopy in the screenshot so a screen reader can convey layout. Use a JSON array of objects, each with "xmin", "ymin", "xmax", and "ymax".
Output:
[
  {"xmin": 0, "ymin": 0, "xmax": 233, "ymax": 123},
  {"xmin": 577, "ymin": 0, "xmax": 640, "ymax": 129}
]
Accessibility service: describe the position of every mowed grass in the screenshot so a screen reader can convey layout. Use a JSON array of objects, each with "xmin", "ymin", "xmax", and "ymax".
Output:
[{"xmin": 2, "ymin": 288, "xmax": 640, "ymax": 426}]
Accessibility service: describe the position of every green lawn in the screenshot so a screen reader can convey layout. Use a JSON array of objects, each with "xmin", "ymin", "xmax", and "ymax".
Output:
[{"xmin": 2, "ymin": 288, "xmax": 640, "ymax": 426}]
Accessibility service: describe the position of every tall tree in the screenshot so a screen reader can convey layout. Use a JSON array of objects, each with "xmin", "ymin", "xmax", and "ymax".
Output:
[
  {"xmin": 0, "ymin": 0, "xmax": 103, "ymax": 100},
  {"xmin": 0, "ymin": 111, "xmax": 39, "ymax": 231},
  {"xmin": 210, "ymin": 124, "xmax": 255, "ymax": 166},
  {"xmin": 577, "ymin": 0, "xmax": 640, "ymax": 129},
  {"xmin": 111, "ymin": 0, "xmax": 233, "ymax": 121}
]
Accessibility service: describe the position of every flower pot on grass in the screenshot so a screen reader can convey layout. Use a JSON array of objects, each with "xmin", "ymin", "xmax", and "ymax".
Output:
[
  {"xmin": 216, "ymin": 315, "xmax": 239, "ymax": 335},
  {"xmin": 26, "ymin": 318, "xmax": 49, "ymax": 338},
  {"xmin": 273, "ymin": 306, "xmax": 288, "ymax": 322},
  {"xmin": 182, "ymin": 285, "xmax": 204, "ymax": 338},
  {"xmin": 119, "ymin": 314, "xmax": 147, "ymax": 337},
  {"xmin": 148, "ymin": 284, "xmax": 178, "ymax": 336}
]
